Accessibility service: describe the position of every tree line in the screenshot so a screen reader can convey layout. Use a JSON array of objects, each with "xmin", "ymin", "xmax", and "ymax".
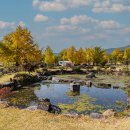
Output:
[
  {"xmin": 0, "ymin": 26, "xmax": 130, "ymax": 68},
  {"xmin": 57, "ymin": 46, "xmax": 130, "ymax": 66}
]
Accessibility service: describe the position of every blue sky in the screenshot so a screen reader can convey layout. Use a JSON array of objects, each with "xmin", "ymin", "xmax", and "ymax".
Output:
[{"xmin": 0, "ymin": 0, "xmax": 130, "ymax": 52}]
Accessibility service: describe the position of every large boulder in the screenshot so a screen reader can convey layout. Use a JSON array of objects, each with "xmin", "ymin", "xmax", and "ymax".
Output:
[
  {"xmin": 25, "ymin": 106, "xmax": 38, "ymax": 111},
  {"xmin": 50, "ymin": 105, "xmax": 61, "ymax": 114},
  {"xmin": 38, "ymin": 98, "xmax": 51, "ymax": 111},
  {"xmin": 103, "ymin": 109, "xmax": 115, "ymax": 117},
  {"xmin": 37, "ymin": 98, "xmax": 61, "ymax": 114}
]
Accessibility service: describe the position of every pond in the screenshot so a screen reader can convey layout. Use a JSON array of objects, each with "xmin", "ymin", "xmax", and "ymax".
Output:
[{"xmin": 7, "ymin": 83, "xmax": 128, "ymax": 113}]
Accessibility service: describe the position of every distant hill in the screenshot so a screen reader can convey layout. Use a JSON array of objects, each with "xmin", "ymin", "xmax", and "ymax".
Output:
[
  {"xmin": 106, "ymin": 45, "xmax": 130, "ymax": 54},
  {"xmin": 54, "ymin": 45, "xmax": 130, "ymax": 55}
]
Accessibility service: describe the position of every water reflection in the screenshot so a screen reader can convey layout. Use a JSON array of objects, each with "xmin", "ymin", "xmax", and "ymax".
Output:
[{"xmin": 7, "ymin": 83, "xmax": 128, "ymax": 112}]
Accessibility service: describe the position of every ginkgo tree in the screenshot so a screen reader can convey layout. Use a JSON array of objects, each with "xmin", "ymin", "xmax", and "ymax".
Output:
[
  {"xmin": 44, "ymin": 46, "xmax": 55, "ymax": 66},
  {"xmin": 111, "ymin": 48, "xmax": 123, "ymax": 64},
  {"xmin": 0, "ymin": 26, "xmax": 42, "ymax": 68},
  {"xmin": 124, "ymin": 48, "xmax": 130, "ymax": 61}
]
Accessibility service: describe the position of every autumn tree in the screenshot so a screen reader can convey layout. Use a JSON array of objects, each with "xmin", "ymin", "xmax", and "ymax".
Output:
[
  {"xmin": 0, "ymin": 41, "xmax": 14, "ymax": 63},
  {"xmin": 44, "ymin": 46, "xmax": 55, "ymax": 66},
  {"xmin": 75, "ymin": 48, "xmax": 85, "ymax": 64},
  {"xmin": 111, "ymin": 48, "xmax": 123, "ymax": 64},
  {"xmin": 66, "ymin": 46, "xmax": 76, "ymax": 63},
  {"xmin": 85, "ymin": 48, "xmax": 94, "ymax": 65},
  {"xmin": 2, "ymin": 26, "xmax": 42, "ymax": 66},
  {"xmin": 92, "ymin": 47, "xmax": 106, "ymax": 65},
  {"xmin": 58, "ymin": 49, "xmax": 68, "ymax": 61},
  {"xmin": 124, "ymin": 48, "xmax": 130, "ymax": 61}
]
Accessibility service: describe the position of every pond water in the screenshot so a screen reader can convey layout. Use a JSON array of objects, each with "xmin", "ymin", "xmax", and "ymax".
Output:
[{"xmin": 7, "ymin": 83, "xmax": 128, "ymax": 112}]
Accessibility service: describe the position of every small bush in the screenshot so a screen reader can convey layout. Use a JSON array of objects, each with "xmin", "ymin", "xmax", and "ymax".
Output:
[
  {"xmin": 13, "ymin": 73, "xmax": 40, "ymax": 86},
  {"xmin": 72, "ymin": 66, "xmax": 81, "ymax": 72}
]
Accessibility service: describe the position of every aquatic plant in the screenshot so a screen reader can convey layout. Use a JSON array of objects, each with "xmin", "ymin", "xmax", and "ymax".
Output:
[
  {"xmin": 7, "ymin": 88, "xmax": 38, "ymax": 107},
  {"xmin": 66, "ymin": 91, "xmax": 80, "ymax": 97},
  {"xmin": 115, "ymin": 100, "xmax": 125, "ymax": 108},
  {"xmin": 58, "ymin": 94, "xmax": 102, "ymax": 114}
]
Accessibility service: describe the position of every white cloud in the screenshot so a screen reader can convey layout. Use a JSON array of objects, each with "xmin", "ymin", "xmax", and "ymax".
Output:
[
  {"xmin": 0, "ymin": 20, "xmax": 26, "ymax": 30},
  {"xmin": 32, "ymin": 0, "xmax": 130, "ymax": 13},
  {"xmin": 119, "ymin": 28, "xmax": 130, "ymax": 34},
  {"xmin": 60, "ymin": 15, "xmax": 122, "ymax": 30},
  {"xmin": 43, "ymin": 14, "xmax": 130, "ymax": 46},
  {"xmin": 34, "ymin": 14, "xmax": 49, "ymax": 22},
  {"xmin": 61, "ymin": 15, "xmax": 98, "ymax": 25},
  {"xmin": 32, "ymin": 0, "xmax": 92, "ymax": 12},
  {"xmin": 99, "ymin": 20, "xmax": 121, "ymax": 29},
  {"xmin": 46, "ymin": 25, "xmax": 90, "ymax": 34},
  {"xmin": 0, "ymin": 21, "xmax": 15, "ymax": 29},
  {"xmin": 93, "ymin": 1, "xmax": 130, "ymax": 13},
  {"xmin": 32, "ymin": 0, "xmax": 66, "ymax": 11}
]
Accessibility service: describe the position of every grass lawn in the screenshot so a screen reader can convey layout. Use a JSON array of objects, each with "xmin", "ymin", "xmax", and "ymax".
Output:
[
  {"xmin": 0, "ymin": 105, "xmax": 130, "ymax": 130},
  {"xmin": 0, "ymin": 73, "xmax": 130, "ymax": 130},
  {"xmin": 0, "ymin": 74, "xmax": 16, "ymax": 84}
]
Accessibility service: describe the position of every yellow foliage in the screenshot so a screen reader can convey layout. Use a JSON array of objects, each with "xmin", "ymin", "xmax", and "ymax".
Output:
[{"xmin": 44, "ymin": 46, "xmax": 55, "ymax": 65}]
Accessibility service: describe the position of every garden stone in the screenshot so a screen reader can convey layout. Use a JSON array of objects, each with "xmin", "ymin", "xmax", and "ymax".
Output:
[
  {"xmin": 52, "ymin": 77, "xmax": 60, "ymax": 83},
  {"xmin": 86, "ymin": 72, "xmax": 96, "ymax": 79},
  {"xmin": 38, "ymin": 98, "xmax": 51, "ymax": 111},
  {"xmin": 0, "ymin": 101, "xmax": 8, "ymax": 108},
  {"xmin": 50, "ymin": 105, "xmax": 61, "ymax": 114},
  {"xmin": 103, "ymin": 109, "xmax": 115, "ymax": 117},
  {"xmin": 127, "ymin": 84, "xmax": 130, "ymax": 88},
  {"xmin": 47, "ymin": 76, "xmax": 52, "ymax": 80},
  {"xmin": 25, "ymin": 106, "xmax": 38, "ymax": 110},
  {"xmin": 90, "ymin": 113, "xmax": 104, "ymax": 119},
  {"xmin": 63, "ymin": 112, "xmax": 79, "ymax": 118}
]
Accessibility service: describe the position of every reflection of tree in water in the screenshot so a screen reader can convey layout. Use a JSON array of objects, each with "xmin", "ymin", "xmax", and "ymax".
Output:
[
  {"xmin": 7, "ymin": 88, "xmax": 38, "ymax": 107},
  {"xmin": 115, "ymin": 100, "xmax": 126, "ymax": 110}
]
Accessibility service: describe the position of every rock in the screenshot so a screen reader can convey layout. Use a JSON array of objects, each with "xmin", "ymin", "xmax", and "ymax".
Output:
[
  {"xmin": 70, "ymin": 82, "xmax": 80, "ymax": 92},
  {"xmin": 86, "ymin": 81, "xmax": 93, "ymax": 87},
  {"xmin": 63, "ymin": 112, "xmax": 79, "ymax": 118},
  {"xmin": 37, "ymin": 98, "xmax": 61, "ymax": 114},
  {"xmin": 96, "ymin": 83, "xmax": 111, "ymax": 88},
  {"xmin": 50, "ymin": 105, "xmax": 61, "ymax": 114},
  {"xmin": 2, "ymin": 82, "xmax": 14, "ymax": 88},
  {"xmin": 25, "ymin": 106, "xmax": 38, "ymax": 110},
  {"xmin": 47, "ymin": 76, "xmax": 52, "ymax": 80},
  {"xmin": 90, "ymin": 113, "xmax": 104, "ymax": 119},
  {"xmin": 86, "ymin": 72, "xmax": 96, "ymax": 79},
  {"xmin": 38, "ymin": 98, "xmax": 51, "ymax": 111},
  {"xmin": 52, "ymin": 77, "xmax": 60, "ymax": 83},
  {"xmin": 0, "ymin": 101, "xmax": 9, "ymax": 108},
  {"xmin": 127, "ymin": 84, "xmax": 130, "ymax": 88},
  {"xmin": 42, "ymin": 71, "xmax": 52, "ymax": 76},
  {"xmin": 103, "ymin": 109, "xmax": 115, "ymax": 117},
  {"xmin": 113, "ymin": 86, "xmax": 120, "ymax": 89}
]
